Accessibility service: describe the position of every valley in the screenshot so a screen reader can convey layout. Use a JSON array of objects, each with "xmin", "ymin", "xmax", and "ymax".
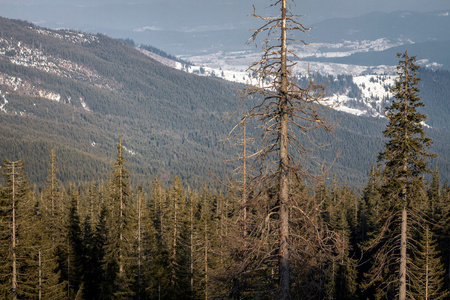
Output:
[
  {"xmin": 0, "ymin": 3, "xmax": 449, "ymax": 299},
  {"xmin": 0, "ymin": 15, "xmax": 449, "ymax": 188}
]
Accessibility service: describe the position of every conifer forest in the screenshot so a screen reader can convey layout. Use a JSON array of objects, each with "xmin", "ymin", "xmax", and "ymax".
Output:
[{"xmin": 1, "ymin": 1, "xmax": 450, "ymax": 299}]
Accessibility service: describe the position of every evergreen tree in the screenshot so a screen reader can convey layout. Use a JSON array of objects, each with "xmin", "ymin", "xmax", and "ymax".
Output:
[
  {"xmin": 103, "ymin": 137, "xmax": 135, "ymax": 299},
  {"xmin": 321, "ymin": 179, "xmax": 358, "ymax": 300},
  {"xmin": 42, "ymin": 149, "xmax": 66, "ymax": 237},
  {"xmin": 31, "ymin": 192, "xmax": 66, "ymax": 300},
  {"xmin": 163, "ymin": 176, "xmax": 191, "ymax": 299},
  {"xmin": 437, "ymin": 182, "xmax": 450, "ymax": 292},
  {"xmin": 83, "ymin": 181, "xmax": 104, "ymax": 226},
  {"xmin": 67, "ymin": 186, "xmax": 84, "ymax": 297},
  {"xmin": 0, "ymin": 159, "xmax": 30, "ymax": 299},
  {"xmin": 360, "ymin": 164, "xmax": 383, "ymax": 242},
  {"xmin": 80, "ymin": 213, "xmax": 95, "ymax": 300},
  {"xmin": 90, "ymin": 204, "xmax": 108, "ymax": 300},
  {"xmin": 411, "ymin": 225, "xmax": 448, "ymax": 300},
  {"xmin": 40, "ymin": 149, "xmax": 68, "ymax": 296},
  {"xmin": 364, "ymin": 51, "xmax": 437, "ymax": 300},
  {"xmin": 136, "ymin": 186, "xmax": 162, "ymax": 300},
  {"xmin": 147, "ymin": 176, "xmax": 169, "ymax": 299},
  {"xmin": 196, "ymin": 185, "xmax": 214, "ymax": 299}
]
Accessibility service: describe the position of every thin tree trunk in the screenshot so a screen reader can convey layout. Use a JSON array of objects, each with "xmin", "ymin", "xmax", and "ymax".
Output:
[
  {"xmin": 399, "ymin": 205, "xmax": 407, "ymax": 300},
  {"xmin": 39, "ymin": 250, "xmax": 42, "ymax": 300},
  {"xmin": 173, "ymin": 200, "xmax": 177, "ymax": 283},
  {"xmin": 243, "ymin": 121, "xmax": 248, "ymax": 238},
  {"xmin": 190, "ymin": 199, "xmax": 194, "ymax": 294},
  {"xmin": 425, "ymin": 230, "xmax": 429, "ymax": 300},
  {"xmin": 204, "ymin": 218, "xmax": 209, "ymax": 300},
  {"xmin": 11, "ymin": 161, "xmax": 18, "ymax": 300},
  {"xmin": 137, "ymin": 192, "xmax": 142, "ymax": 299},
  {"xmin": 279, "ymin": 1, "xmax": 290, "ymax": 299},
  {"xmin": 399, "ymin": 59, "xmax": 409, "ymax": 300},
  {"xmin": 119, "ymin": 165, "xmax": 124, "ymax": 274}
]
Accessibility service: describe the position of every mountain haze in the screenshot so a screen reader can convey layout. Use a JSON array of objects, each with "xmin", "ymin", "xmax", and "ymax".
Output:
[{"xmin": 0, "ymin": 16, "xmax": 449, "ymax": 188}]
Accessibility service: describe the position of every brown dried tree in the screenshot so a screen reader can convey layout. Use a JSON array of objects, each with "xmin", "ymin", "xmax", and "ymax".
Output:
[{"xmin": 226, "ymin": 1, "xmax": 339, "ymax": 299}]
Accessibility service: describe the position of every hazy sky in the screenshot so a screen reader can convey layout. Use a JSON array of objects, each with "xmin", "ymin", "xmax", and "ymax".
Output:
[{"xmin": 2, "ymin": 0, "xmax": 449, "ymax": 30}]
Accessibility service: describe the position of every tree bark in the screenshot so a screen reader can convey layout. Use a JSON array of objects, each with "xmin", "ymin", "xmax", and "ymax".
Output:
[
  {"xmin": 399, "ymin": 205, "xmax": 407, "ymax": 300},
  {"xmin": 11, "ymin": 161, "xmax": 17, "ymax": 300},
  {"xmin": 39, "ymin": 250, "xmax": 42, "ymax": 300},
  {"xmin": 279, "ymin": 1, "xmax": 290, "ymax": 299}
]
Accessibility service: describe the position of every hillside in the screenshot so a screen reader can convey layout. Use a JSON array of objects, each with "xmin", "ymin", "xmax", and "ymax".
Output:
[
  {"xmin": 0, "ymin": 16, "xmax": 241, "ymax": 187},
  {"xmin": 0, "ymin": 16, "xmax": 449, "ymax": 188}
]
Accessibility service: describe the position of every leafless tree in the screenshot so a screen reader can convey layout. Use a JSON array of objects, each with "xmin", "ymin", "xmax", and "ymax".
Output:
[{"xmin": 226, "ymin": 1, "xmax": 340, "ymax": 299}]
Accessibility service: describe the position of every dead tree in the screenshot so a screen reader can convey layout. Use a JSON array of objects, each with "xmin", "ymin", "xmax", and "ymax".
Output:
[{"xmin": 226, "ymin": 1, "xmax": 339, "ymax": 299}]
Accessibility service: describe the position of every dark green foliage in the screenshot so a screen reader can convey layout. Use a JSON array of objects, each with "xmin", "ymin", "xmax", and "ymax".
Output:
[
  {"xmin": 411, "ymin": 225, "xmax": 448, "ymax": 300},
  {"xmin": 1, "ymin": 16, "xmax": 450, "ymax": 190},
  {"xmin": 138, "ymin": 42, "xmax": 191, "ymax": 66},
  {"xmin": 0, "ymin": 159, "xmax": 30, "ymax": 299},
  {"xmin": 102, "ymin": 138, "xmax": 135, "ymax": 299},
  {"xmin": 1, "ymin": 15, "xmax": 450, "ymax": 300},
  {"xmin": 378, "ymin": 52, "xmax": 435, "ymax": 204},
  {"xmin": 0, "ymin": 16, "xmax": 239, "ymax": 189},
  {"xmin": 363, "ymin": 52, "xmax": 438, "ymax": 300},
  {"xmin": 67, "ymin": 187, "xmax": 84, "ymax": 296},
  {"xmin": 1, "ymin": 145, "xmax": 449, "ymax": 299}
]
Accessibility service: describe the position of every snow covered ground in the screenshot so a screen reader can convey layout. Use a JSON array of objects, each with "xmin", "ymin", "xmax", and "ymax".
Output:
[{"xmin": 141, "ymin": 39, "xmax": 406, "ymax": 119}]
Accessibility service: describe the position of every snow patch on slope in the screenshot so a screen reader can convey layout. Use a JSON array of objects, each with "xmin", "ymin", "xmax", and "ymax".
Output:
[
  {"xmin": 80, "ymin": 97, "xmax": 90, "ymax": 111},
  {"xmin": 0, "ymin": 90, "xmax": 8, "ymax": 113},
  {"xmin": 353, "ymin": 75, "xmax": 395, "ymax": 100}
]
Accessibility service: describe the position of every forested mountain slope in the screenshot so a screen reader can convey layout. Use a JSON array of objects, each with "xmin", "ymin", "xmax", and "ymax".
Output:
[
  {"xmin": 0, "ymin": 16, "xmax": 241, "ymax": 187},
  {"xmin": 0, "ymin": 16, "xmax": 449, "ymax": 188}
]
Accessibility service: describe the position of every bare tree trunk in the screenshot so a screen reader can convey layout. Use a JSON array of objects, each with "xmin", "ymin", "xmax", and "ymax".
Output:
[
  {"xmin": 425, "ymin": 231, "xmax": 429, "ymax": 300},
  {"xmin": 190, "ymin": 199, "xmax": 194, "ymax": 294},
  {"xmin": 205, "ymin": 218, "xmax": 209, "ymax": 300},
  {"xmin": 243, "ymin": 121, "xmax": 248, "ymax": 238},
  {"xmin": 119, "ymin": 164, "xmax": 124, "ymax": 274},
  {"xmin": 399, "ymin": 205, "xmax": 407, "ymax": 300},
  {"xmin": 279, "ymin": 1, "xmax": 290, "ymax": 299},
  {"xmin": 11, "ymin": 161, "xmax": 18, "ymax": 300},
  {"xmin": 173, "ymin": 200, "xmax": 177, "ymax": 281},
  {"xmin": 39, "ymin": 250, "xmax": 42, "ymax": 300},
  {"xmin": 137, "ymin": 191, "xmax": 142, "ymax": 300}
]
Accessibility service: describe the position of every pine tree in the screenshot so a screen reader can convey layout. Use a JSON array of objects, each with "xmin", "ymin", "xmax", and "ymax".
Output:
[
  {"xmin": 40, "ymin": 149, "xmax": 68, "ymax": 296},
  {"xmin": 83, "ymin": 181, "xmax": 104, "ymax": 225},
  {"xmin": 67, "ymin": 186, "xmax": 84, "ymax": 297},
  {"xmin": 90, "ymin": 204, "xmax": 108, "ymax": 300},
  {"xmin": 320, "ymin": 179, "xmax": 358, "ymax": 300},
  {"xmin": 436, "ymin": 182, "xmax": 450, "ymax": 292},
  {"xmin": 360, "ymin": 164, "xmax": 383, "ymax": 241},
  {"xmin": 103, "ymin": 137, "xmax": 135, "ymax": 299},
  {"xmin": 163, "ymin": 176, "xmax": 191, "ymax": 299},
  {"xmin": 147, "ymin": 175, "xmax": 169, "ymax": 299},
  {"xmin": 80, "ymin": 213, "xmax": 97, "ymax": 300},
  {"xmin": 42, "ymin": 149, "xmax": 66, "ymax": 237},
  {"xmin": 364, "ymin": 51, "xmax": 437, "ymax": 300},
  {"xmin": 0, "ymin": 159, "xmax": 32, "ymax": 299},
  {"xmin": 25, "ymin": 192, "xmax": 66, "ymax": 300},
  {"xmin": 135, "ymin": 185, "xmax": 162, "ymax": 300},
  {"xmin": 411, "ymin": 225, "xmax": 448, "ymax": 300},
  {"xmin": 196, "ymin": 185, "xmax": 214, "ymax": 300}
]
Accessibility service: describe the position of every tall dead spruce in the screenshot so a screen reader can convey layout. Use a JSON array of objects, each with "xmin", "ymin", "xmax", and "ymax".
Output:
[{"xmin": 228, "ymin": 0, "xmax": 339, "ymax": 299}]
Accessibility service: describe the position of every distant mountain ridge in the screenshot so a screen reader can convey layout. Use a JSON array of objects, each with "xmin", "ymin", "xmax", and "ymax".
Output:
[
  {"xmin": 0, "ymin": 16, "xmax": 449, "ymax": 188},
  {"xmin": 310, "ymin": 10, "xmax": 450, "ymax": 44}
]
